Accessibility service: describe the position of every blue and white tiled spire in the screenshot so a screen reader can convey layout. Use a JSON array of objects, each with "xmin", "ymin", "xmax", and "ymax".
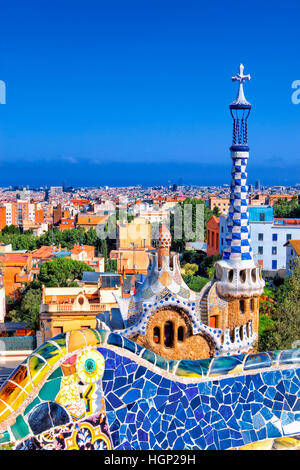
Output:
[
  {"xmin": 222, "ymin": 64, "xmax": 253, "ymax": 263},
  {"xmin": 214, "ymin": 64, "xmax": 264, "ymax": 299}
]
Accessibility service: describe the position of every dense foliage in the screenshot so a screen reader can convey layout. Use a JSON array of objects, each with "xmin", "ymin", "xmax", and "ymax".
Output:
[
  {"xmin": 259, "ymin": 258, "xmax": 300, "ymax": 351},
  {"xmin": 0, "ymin": 225, "xmax": 100, "ymax": 251},
  {"xmin": 38, "ymin": 258, "xmax": 94, "ymax": 287},
  {"xmin": 273, "ymin": 196, "xmax": 300, "ymax": 218},
  {"xmin": 182, "ymin": 274, "xmax": 209, "ymax": 292}
]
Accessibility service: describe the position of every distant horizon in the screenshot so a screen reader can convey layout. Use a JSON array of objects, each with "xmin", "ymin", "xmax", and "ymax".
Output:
[
  {"xmin": 1, "ymin": 1, "xmax": 300, "ymax": 189},
  {"xmin": 0, "ymin": 159, "xmax": 299, "ymax": 189}
]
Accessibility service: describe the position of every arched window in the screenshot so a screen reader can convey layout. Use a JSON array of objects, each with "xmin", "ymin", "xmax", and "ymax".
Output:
[
  {"xmin": 177, "ymin": 326, "xmax": 184, "ymax": 342},
  {"xmin": 240, "ymin": 270, "xmax": 246, "ymax": 283},
  {"xmin": 164, "ymin": 321, "xmax": 174, "ymax": 348},
  {"xmin": 153, "ymin": 327, "xmax": 160, "ymax": 344}
]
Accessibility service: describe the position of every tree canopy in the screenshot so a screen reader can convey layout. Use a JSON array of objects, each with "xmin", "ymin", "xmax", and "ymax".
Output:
[
  {"xmin": 273, "ymin": 196, "xmax": 300, "ymax": 218},
  {"xmin": 38, "ymin": 257, "xmax": 94, "ymax": 287},
  {"xmin": 0, "ymin": 226, "xmax": 102, "ymax": 251},
  {"xmin": 259, "ymin": 258, "xmax": 300, "ymax": 351}
]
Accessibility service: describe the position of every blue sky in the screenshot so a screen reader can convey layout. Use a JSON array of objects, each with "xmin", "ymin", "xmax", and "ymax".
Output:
[{"xmin": 0, "ymin": 0, "xmax": 300, "ymax": 187}]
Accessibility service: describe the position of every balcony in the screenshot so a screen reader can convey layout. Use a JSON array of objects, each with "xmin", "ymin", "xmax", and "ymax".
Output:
[{"xmin": 40, "ymin": 302, "xmax": 106, "ymax": 313}]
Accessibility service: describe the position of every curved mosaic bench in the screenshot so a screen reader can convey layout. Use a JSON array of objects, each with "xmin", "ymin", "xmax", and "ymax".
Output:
[{"xmin": 0, "ymin": 329, "xmax": 300, "ymax": 450}]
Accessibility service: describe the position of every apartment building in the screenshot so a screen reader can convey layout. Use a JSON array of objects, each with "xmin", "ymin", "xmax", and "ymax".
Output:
[
  {"xmin": 220, "ymin": 207, "xmax": 300, "ymax": 276},
  {"xmin": 208, "ymin": 196, "xmax": 230, "ymax": 215},
  {"xmin": 0, "ymin": 201, "xmax": 44, "ymax": 229},
  {"xmin": 117, "ymin": 217, "xmax": 152, "ymax": 249}
]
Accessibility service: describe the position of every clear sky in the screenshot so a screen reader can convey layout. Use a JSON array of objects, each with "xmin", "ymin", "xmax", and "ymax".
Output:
[{"xmin": 0, "ymin": 0, "xmax": 300, "ymax": 187}]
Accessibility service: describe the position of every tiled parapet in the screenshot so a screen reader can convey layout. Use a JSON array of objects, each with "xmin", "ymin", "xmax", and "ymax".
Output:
[{"xmin": 0, "ymin": 330, "xmax": 300, "ymax": 450}]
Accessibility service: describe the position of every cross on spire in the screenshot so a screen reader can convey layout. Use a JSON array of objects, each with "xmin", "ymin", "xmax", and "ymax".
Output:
[
  {"xmin": 232, "ymin": 63, "xmax": 251, "ymax": 84},
  {"xmin": 231, "ymin": 64, "xmax": 251, "ymax": 107}
]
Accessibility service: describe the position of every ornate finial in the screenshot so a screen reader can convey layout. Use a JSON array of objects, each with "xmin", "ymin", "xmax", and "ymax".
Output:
[{"xmin": 230, "ymin": 64, "xmax": 251, "ymax": 108}]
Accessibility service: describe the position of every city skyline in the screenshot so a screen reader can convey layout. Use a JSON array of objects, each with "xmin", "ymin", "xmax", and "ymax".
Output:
[{"xmin": 1, "ymin": 0, "xmax": 300, "ymax": 186}]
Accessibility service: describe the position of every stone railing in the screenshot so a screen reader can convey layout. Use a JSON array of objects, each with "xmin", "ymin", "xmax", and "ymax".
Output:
[{"xmin": 40, "ymin": 303, "xmax": 106, "ymax": 313}]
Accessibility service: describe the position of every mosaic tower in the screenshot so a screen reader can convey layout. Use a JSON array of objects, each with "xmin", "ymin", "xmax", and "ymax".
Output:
[
  {"xmin": 214, "ymin": 64, "xmax": 264, "ymax": 338},
  {"xmin": 157, "ymin": 222, "xmax": 172, "ymax": 269}
]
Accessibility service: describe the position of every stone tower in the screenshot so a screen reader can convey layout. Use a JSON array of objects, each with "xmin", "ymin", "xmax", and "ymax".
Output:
[{"xmin": 213, "ymin": 64, "xmax": 265, "ymax": 342}]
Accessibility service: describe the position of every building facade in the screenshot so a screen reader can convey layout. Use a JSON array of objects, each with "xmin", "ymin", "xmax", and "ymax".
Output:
[
  {"xmin": 206, "ymin": 216, "xmax": 220, "ymax": 257},
  {"xmin": 220, "ymin": 207, "xmax": 300, "ymax": 275},
  {"xmin": 284, "ymin": 239, "xmax": 300, "ymax": 276}
]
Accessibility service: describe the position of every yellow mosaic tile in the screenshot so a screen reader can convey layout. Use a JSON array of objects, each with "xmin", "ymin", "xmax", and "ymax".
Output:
[
  {"xmin": 68, "ymin": 330, "xmax": 88, "ymax": 352},
  {"xmin": 273, "ymin": 437, "xmax": 300, "ymax": 450}
]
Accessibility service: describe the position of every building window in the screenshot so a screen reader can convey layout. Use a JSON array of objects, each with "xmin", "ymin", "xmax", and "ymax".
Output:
[
  {"xmin": 177, "ymin": 326, "xmax": 184, "ymax": 342},
  {"xmin": 272, "ymin": 260, "xmax": 277, "ymax": 270},
  {"xmin": 258, "ymin": 233, "xmax": 263, "ymax": 241},
  {"xmin": 239, "ymin": 300, "xmax": 245, "ymax": 314},
  {"xmin": 250, "ymin": 299, "xmax": 255, "ymax": 312},
  {"xmin": 272, "ymin": 247, "xmax": 277, "ymax": 255},
  {"xmin": 259, "ymin": 213, "xmax": 265, "ymax": 221},
  {"xmin": 164, "ymin": 322, "xmax": 174, "ymax": 348},
  {"xmin": 286, "ymin": 234, "xmax": 292, "ymax": 241},
  {"xmin": 258, "ymin": 246, "xmax": 263, "ymax": 255},
  {"xmin": 153, "ymin": 327, "xmax": 160, "ymax": 344},
  {"xmin": 212, "ymin": 232, "xmax": 215, "ymax": 247},
  {"xmin": 240, "ymin": 270, "xmax": 246, "ymax": 283},
  {"xmin": 272, "ymin": 233, "xmax": 278, "ymax": 241}
]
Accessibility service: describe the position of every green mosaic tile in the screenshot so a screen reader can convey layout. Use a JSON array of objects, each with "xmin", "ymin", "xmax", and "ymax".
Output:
[
  {"xmin": 48, "ymin": 367, "xmax": 63, "ymax": 380},
  {"xmin": 0, "ymin": 430, "xmax": 10, "ymax": 444},
  {"xmin": 11, "ymin": 414, "xmax": 30, "ymax": 441},
  {"xmin": 24, "ymin": 397, "xmax": 41, "ymax": 416},
  {"xmin": 38, "ymin": 378, "xmax": 61, "ymax": 401}
]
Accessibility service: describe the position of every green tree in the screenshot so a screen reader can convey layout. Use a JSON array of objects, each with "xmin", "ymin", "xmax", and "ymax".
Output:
[
  {"xmin": 183, "ymin": 263, "xmax": 198, "ymax": 276},
  {"xmin": 273, "ymin": 196, "xmax": 300, "ymax": 218},
  {"xmin": 19, "ymin": 288, "xmax": 41, "ymax": 330},
  {"xmin": 38, "ymin": 258, "xmax": 94, "ymax": 287},
  {"xmin": 259, "ymin": 258, "xmax": 300, "ymax": 351},
  {"xmin": 182, "ymin": 274, "xmax": 209, "ymax": 292}
]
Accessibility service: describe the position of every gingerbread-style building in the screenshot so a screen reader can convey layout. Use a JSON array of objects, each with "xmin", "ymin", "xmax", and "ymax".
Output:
[{"xmin": 100, "ymin": 64, "xmax": 265, "ymax": 360}]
